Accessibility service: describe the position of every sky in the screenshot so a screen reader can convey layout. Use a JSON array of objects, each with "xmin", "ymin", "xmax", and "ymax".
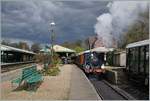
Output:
[{"xmin": 1, "ymin": 0, "xmax": 109, "ymax": 45}]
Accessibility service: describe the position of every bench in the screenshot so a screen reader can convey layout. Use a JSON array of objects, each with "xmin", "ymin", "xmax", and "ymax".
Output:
[{"xmin": 11, "ymin": 65, "xmax": 43, "ymax": 90}]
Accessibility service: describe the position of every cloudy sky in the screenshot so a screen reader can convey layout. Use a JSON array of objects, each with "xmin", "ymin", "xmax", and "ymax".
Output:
[{"xmin": 1, "ymin": 0, "xmax": 109, "ymax": 44}]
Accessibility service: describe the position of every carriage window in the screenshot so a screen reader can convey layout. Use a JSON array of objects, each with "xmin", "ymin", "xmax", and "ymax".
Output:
[
  {"xmin": 139, "ymin": 46, "xmax": 145, "ymax": 73},
  {"xmin": 127, "ymin": 49, "xmax": 131, "ymax": 66},
  {"xmin": 126, "ymin": 49, "xmax": 130, "ymax": 70},
  {"xmin": 134, "ymin": 47, "xmax": 139, "ymax": 72},
  {"xmin": 145, "ymin": 45, "xmax": 149, "ymax": 74},
  {"xmin": 128, "ymin": 48, "xmax": 133, "ymax": 68},
  {"xmin": 128, "ymin": 49, "xmax": 133, "ymax": 66},
  {"xmin": 129, "ymin": 48, "xmax": 138, "ymax": 73}
]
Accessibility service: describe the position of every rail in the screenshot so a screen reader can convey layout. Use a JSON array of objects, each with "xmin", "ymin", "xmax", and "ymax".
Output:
[
  {"xmin": 88, "ymin": 74, "xmax": 135, "ymax": 100},
  {"xmin": 1, "ymin": 62, "xmax": 35, "ymax": 73},
  {"xmin": 1, "ymin": 61, "xmax": 34, "ymax": 66}
]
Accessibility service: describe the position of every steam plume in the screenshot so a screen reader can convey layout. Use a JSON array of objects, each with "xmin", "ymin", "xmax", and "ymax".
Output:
[{"xmin": 94, "ymin": 1, "xmax": 148, "ymax": 47}]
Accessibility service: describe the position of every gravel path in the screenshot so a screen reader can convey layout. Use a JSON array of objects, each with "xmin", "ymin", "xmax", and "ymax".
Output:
[{"xmin": 1, "ymin": 64, "xmax": 72, "ymax": 100}]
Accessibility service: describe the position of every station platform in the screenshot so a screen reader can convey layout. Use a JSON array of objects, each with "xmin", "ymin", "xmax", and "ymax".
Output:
[
  {"xmin": 1, "ymin": 64, "xmax": 100, "ymax": 100},
  {"xmin": 69, "ymin": 65, "xmax": 101, "ymax": 100}
]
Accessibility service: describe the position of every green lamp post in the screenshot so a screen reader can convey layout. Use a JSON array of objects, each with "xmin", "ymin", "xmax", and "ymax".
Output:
[{"xmin": 50, "ymin": 21, "xmax": 56, "ymax": 65}]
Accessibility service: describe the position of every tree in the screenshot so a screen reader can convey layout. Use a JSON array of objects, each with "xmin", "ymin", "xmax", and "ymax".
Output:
[
  {"xmin": 84, "ymin": 38, "xmax": 90, "ymax": 49},
  {"xmin": 9, "ymin": 43, "xmax": 19, "ymax": 48},
  {"xmin": 18, "ymin": 42, "xmax": 30, "ymax": 50},
  {"xmin": 119, "ymin": 10, "xmax": 149, "ymax": 48},
  {"xmin": 1, "ymin": 40, "xmax": 20, "ymax": 48},
  {"xmin": 1, "ymin": 40, "xmax": 10, "ymax": 46},
  {"xmin": 31, "ymin": 43, "xmax": 41, "ymax": 53},
  {"xmin": 61, "ymin": 40, "xmax": 86, "ymax": 53},
  {"xmin": 61, "ymin": 41, "xmax": 71, "ymax": 48},
  {"xmin": 74, "ymin": 39, "xmax": 82, "ymax": 47},
  {"xmin": 74, "ymin": 46, "xmax": 85, "ymax": 53}
]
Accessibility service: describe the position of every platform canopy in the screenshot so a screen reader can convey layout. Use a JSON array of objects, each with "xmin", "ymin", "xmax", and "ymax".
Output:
[
  {"xmin": 53, "ymin": 45, "xmax": 76, "ymax": 53},
  {"xmin": 40, "ymin": 46, "xmax": 51, "ymax": 53},
  {"xmin": 1, "ymin": 45, "xmax": 35, "ymax": 54}
]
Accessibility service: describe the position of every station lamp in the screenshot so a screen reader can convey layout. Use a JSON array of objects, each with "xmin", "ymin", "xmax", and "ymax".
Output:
[{"xmin": 50, "ymin": 21, "xmax": 56, "ymax": 64}]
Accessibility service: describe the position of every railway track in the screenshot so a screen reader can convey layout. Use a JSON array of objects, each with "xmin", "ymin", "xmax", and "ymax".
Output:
[
  {"xmin": 88, "ymin": 75, "xmax": 135, "ymax": 100},
  {"xmin": 114, "ymin": 68, "xmax": 149, "ymax": 100},
  {"xmin": 1, "ymin": 62, "xmax": 35, "ymax": 73}
]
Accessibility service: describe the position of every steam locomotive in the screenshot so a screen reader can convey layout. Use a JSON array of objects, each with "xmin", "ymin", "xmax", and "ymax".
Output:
[{"xmin": 73, "ymin": 47, "xmax": 109, "ymax": 76}]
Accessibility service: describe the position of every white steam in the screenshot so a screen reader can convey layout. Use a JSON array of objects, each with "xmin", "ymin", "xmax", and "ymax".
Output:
[{"xmin": 94, "ymin": 1, "xmax": 148, "ymax": 47}]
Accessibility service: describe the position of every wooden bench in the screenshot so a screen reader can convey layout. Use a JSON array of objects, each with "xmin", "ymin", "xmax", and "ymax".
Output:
[{"xmin": 11, "ymin": 65, "xmax": 43, "ymax": 90}]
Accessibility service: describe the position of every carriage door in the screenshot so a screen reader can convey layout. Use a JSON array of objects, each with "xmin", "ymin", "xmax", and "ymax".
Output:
[
  {"xmin": 145, "ymin": 45, "xmax": 149, "ymax": 86},
  {"xmin": 139, "ymin": 46, "xmax": 145, "ymax": 75}
]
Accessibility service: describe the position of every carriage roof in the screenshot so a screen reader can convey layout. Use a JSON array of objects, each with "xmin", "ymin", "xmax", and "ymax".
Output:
[{"xmin": 126, "ymin": 39, "xmax": 149, "ymax": 48}]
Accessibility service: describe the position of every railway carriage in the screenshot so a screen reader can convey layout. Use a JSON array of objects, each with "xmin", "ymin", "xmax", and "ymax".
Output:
[
  {"xmin": 126, "ymin": 39, "xmax": 149, "ymax": 87},
  {"xmin": 113, "ymin": 51, "xmax": 126, "ymax": 67},
  {"xmin": 106, "ymin": 50, "xmax": 126, "ymax": 67}
]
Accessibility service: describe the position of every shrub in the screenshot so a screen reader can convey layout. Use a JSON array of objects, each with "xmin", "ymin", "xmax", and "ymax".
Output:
[
  {"xmin": 40, "ymin": 52, "xmax": 62, "ymax": 76},
  {"xmin": 40, "ymin": 66, "xmax": 60, "ymax": 76}
]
